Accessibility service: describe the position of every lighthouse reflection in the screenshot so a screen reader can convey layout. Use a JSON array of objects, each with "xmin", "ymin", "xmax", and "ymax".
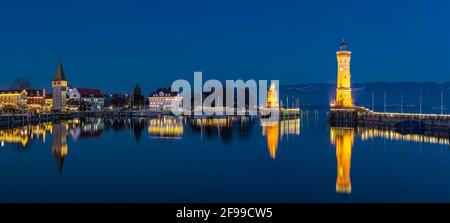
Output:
[{"xmin": 330, "ymin": 127, "xmax": 354, "ymax": 194}]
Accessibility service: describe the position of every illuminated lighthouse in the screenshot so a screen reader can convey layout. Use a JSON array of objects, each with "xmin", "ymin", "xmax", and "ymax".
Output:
[{"xmin": 334, "ymin": 39, "xmax": 353, "ymax": 108}]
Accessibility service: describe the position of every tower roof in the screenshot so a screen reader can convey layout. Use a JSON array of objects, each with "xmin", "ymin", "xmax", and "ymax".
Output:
[
  {"xmin": 339, "ymin": 39, "xmax": 349, "ymax": 51},
  {"xmin": 53, "ymin": 62, "xmax": 66, "ymax": 81}
]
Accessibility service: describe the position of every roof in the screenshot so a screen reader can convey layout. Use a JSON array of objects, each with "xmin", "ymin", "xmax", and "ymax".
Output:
[
  {"xmin": 0, "ymin": 89, "xmax": 46, "ymax": 97},
  {"xmin": 25, "ymin": 89, "xmax": 45, "ymax": 97},
  {"xmin": 150, "ymin": 87, "xmax": 179, "ymax": 97},
  {"xmin": 0, "ymin": 89, "xmax": 25, "ymax": 94},
  {"xmin": 53, "ymin": 63, "xmax": 66, "ymax": 81},
  {"xmin": 339, "ymin": 39, "xmax": 349, "ymax": 51},
  {"xmin": 77, "ymin": 88, "xmax": 103, "ymax": 98}
]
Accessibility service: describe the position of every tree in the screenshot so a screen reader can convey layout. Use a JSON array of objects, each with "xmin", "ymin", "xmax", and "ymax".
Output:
[
  {"xmin": 10, "ymin": 77, "xmax": 32, "ymax": 90},
  {"xmin": 133, "ymin": 84, "xmax": 145, "ymax": 109},
  {"xmin": 79, "ymin": 101, "xmax": 89, "ymax": 111},
  {"xmin": 111, "ymin": 94, "xmax": 128, "ymax": 108}
]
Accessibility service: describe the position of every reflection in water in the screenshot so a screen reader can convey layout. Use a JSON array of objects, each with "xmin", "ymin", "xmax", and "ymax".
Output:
[
  {"xmin": 0, "ymin": 128, "xmax": 30, "ymax": 147},
  {"xmin": 262, "ymin": 118, "xmax": 300, "ymax": 159},
  {"xmin": 264, "ymin": 124, "xmax": 279, "ymax": 159},
  {"xmin": 70, "ymin": 118, "xmax": 104, "ymax": 141},
  {"xmin": 132, "ymin": 119, "xmax": 146, "ymax": 143},
  {"xmin": 0, "ymin": 123, "xmax": 53, "ymax": 148},
  {"xmin": 148, "ymin": 116, "xmax": 183, "ymax": 139},
  {"xmin": 0, "ymin": 118, "xmax": 104, "ymax": 173},
  {"xmin": 330, "ymin": 127, "xmax": 354, "ymax": 194},
  {"xmin": 52, "ymin": 122, "xmax": 68, "ymax": 173},
  {"xmin": 193, "ymin": 118, "xmax": 230, "ymax": 128},
  {"xmin": 189, "ymin": 117, "xmax": 258, "ymax": 144},
  {"xmin": 191, "ymin": 117, "xmax": 231, "ymax": 140},
  {"xmin": 280, "ymin": 119, "xmax": 301, "ymax": 138},
  {"xmin": 358, "ymin": 127, "xmax": 449, "ymax": 145}
]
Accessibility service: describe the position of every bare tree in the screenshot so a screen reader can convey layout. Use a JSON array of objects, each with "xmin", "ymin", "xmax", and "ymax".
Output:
[{"xmin": 10, "ymin": 77, "xmax": 32, "ymax": 90}]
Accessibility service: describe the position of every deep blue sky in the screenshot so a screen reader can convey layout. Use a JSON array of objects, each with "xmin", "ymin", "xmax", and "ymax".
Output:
[{"xmin": 0, "ymin": 0, "xmax": 449, "ymax": 93}]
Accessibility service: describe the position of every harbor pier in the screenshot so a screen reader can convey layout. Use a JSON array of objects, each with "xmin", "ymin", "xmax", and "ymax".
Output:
[
  {"xmin": 0, "ymin": 112, "xmax": 82, "ymax": 128},
  {"xmin": 330, "ymin": 108, "xmax": 450, "ymax": 133}
]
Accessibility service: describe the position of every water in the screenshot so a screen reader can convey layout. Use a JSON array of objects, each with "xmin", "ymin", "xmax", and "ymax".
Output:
[{"xmin": 1, "ymin": 110, "xmax": 450, "ymax": 202}]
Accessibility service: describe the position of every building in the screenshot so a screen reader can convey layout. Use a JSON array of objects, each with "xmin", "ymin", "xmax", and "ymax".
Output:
[
  {"xmin": 52, "ymin": 61, "xmax": 68, "ymax": 112},
  {"xmin": 333, "ymin": 39, "xmax": 353, "ymax": 108},
  {"xmin": 67, "ymin": 88, "xmax": 104, "ymax": 111},
  {"xmin": 25, "ymin": 89, "xmax": 46, "ymax": 111},
  {"xmin": 0, "ymin": 89, "xmax": 27, "ymax": 109},
  {"xmin": 0, "ymin": 89, "xmax": 47, "ymax": 112},
  {"xmin": 45, "ymin": 93, "xmax": 53, "ymax": 110},
  {"xmin": 148, "ymin": 88, "xmax": 183, "ymax": 112}
]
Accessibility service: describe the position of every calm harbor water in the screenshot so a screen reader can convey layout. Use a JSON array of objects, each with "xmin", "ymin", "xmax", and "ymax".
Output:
[{"xmin": 1, "ymin": 110, "xmax": 450, "ymax": 202}]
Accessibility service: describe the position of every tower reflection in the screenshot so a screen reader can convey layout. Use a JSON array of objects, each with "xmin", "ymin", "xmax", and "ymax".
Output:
[
  {"xmin": 263, "ymin": 123, "xmax": 279, "ymax": 159},
  {"xmin": 51, "ymin": 121, "xmax": 68, "ymax": 173},
  {"xmin": 330, "ymin": 127, "xmax": 354, "ymax": 194},
  {"xmin": 261, "ymin": 118, "xmax": 300, "ymax": 159}
]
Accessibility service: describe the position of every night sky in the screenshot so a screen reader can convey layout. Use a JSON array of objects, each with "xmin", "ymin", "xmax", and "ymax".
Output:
[{"xmin": 0, "ymin": 0, "xmax": 449, "ymax": 93}]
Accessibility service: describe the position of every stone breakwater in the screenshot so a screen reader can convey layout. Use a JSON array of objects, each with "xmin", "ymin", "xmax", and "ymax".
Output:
[{"xmin": 329, "ymin": 108, "xmax": 450, "ymax": 133}]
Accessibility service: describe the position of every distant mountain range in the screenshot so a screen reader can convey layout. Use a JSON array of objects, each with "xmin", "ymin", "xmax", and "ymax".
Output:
[{"xmin": 280, "ymin": 82, "xmax": 450, "ymax": 113}]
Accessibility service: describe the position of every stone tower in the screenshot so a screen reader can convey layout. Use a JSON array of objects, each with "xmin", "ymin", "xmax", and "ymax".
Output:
[
  {"xmin": 52, "ymin": 61, "xmax": 67, "ymax": 112},
  {"xmin": 266, "ymin": 82, "xmax": 279, "ymax": 109},
  {"xmin": 335, "ymin": 40, "xmax": 353, "ymax": 108}
]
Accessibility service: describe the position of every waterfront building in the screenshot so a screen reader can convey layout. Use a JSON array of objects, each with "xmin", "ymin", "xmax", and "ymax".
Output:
[
  {"xmin": 67, "ymin": 88, "xmax": 104, "ymax": 111},
  {"xmin": 45, "ymin": 93, "xmax": 53, "ymax": 110},
  {"xmin": 333, "ymin": 40, "xmax": 353, "ymax": 108},
  {"xmin": 51, "ymin": 61, "xmax": 68, "ymax": 112},
  {"xmin": 0, "ymin": 89, "xmax": 47, "ymax": 112},
  {"xmin": 148, "ymin": 88, "xmax": 183, "ymax": 112},
  {"xmin": 0, "ymin": 89, "xmax": 27, "ymax": 109},
  {"xmin": 25, "ymin": 89, "xmax": 46, "ymax": 111}
]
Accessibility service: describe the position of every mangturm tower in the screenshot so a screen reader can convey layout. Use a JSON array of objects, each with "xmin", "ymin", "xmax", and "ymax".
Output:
[
  {"xmin": 52, "ymin": 60, "xmax": 68, "ymax": 112},
  {"xmin": 334, "ymin": 39, "xmax": 353, "ymax": 108}
]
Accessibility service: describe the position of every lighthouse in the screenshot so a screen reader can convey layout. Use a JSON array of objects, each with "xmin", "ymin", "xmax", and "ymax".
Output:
[{"xmin": 334, "ymin": 40, "xmax": 353, "ymax": 108}]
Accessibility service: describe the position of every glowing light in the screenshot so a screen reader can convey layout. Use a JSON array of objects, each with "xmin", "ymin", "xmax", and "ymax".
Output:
[
  {"xmin": 265, "ymin": 124, "xmax": 279, "ymax": 159},
  {"xmin": 266, "ymin": 82, "xmax": 279, "ymax": 109},
  {"xmin": 148, "ymin": 117, "xmax": 184, "ymax": 138},
  {"xmin": 333, "ymin": 42, "xmax": 353, "ymax": 108}
]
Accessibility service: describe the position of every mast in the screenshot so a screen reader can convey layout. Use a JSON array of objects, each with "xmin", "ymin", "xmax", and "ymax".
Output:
[{"xmin": 372, "ymin": 90, "xmax": 375, "ymax": 111}]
